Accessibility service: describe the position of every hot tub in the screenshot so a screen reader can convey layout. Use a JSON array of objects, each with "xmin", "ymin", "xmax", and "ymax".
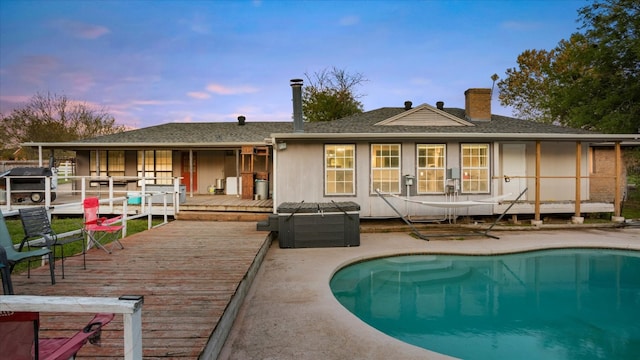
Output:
[{"xmin": 276, "ymin": 201, "xmax": 360, "ymax": 248}]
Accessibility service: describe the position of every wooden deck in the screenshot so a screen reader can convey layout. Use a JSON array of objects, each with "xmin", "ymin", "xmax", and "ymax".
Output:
[{"xmin": 7, "ymin": 220, "xmax": 271, "ymax": 359}]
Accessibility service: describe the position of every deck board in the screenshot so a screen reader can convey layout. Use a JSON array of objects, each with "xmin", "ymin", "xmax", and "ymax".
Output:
[{"xmin": 7, "ymin": 220, "xmax": 269, "ymax": 359}]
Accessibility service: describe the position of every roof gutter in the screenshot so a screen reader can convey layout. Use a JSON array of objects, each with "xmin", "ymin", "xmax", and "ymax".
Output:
[
  {"xmin": 21, "ymin": 141, "xmax": 271, "ymax": 149},
  {"xmin": 270, "ymin": 132, "xmax": 640, "ymax": 142}
]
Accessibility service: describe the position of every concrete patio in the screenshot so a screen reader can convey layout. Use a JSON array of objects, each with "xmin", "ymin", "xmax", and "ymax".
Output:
[{"xmin": 219, "ymin": 226, "xmax": 640, "ymax": 360}]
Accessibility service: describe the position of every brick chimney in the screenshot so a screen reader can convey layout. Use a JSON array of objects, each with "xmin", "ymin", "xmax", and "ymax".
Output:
[{"xmin": 464, "ymin": 88, "xmax": 491, "ymax": 121}]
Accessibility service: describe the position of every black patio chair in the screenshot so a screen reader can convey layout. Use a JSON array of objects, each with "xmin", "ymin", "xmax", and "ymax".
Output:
[
  {"xmin": 0, "ymin": 208, "xmax": 55, "ymax": 285},
  {"xmin": 0, "ymin": 210, "xmax": 56, "ymax": 285},
  {"xmin": 19, "ymin": 207, "xmax": 86, "ymax": 279}
]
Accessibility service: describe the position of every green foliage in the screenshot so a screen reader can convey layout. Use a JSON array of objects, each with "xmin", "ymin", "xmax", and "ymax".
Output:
[
  {"xmin": 498, "ymin": 49, "xmax": 556, "ymax": 122},
  {"xmin": 622, "ymin": 185, "xmax": 640, "ymax": 219},
  {"xmin": 497, "ymin": 0, "xmax": 640, "ymax": 133},
  {"xmin": 302, "ymin": 67, "xmax": 366, "ymax": 122},
  {"xmin": 0, "ymin": 92, "xmax": 126, "ymax": 159}
]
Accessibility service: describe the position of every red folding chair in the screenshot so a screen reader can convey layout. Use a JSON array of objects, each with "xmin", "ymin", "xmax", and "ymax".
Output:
[
  {"xmin": 0, "ymin": 311, "xmax": 114, "ymax": 360},
  {"xmin": 83, "ymin": 197, "xmax": 124, "ymax": 254}
]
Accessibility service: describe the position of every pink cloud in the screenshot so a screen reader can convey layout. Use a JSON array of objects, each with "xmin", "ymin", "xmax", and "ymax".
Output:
[
  {"xmin": 61, "ymin": 72, "xmax": 96, "ymax": 93},
  {"xmin": 15, "ymin": 55, "xmax": 59, "ymax": 85},
  {"xmin": 206, "ymin": 83, "xmax": 259, "ymax": 95},
  {"xmin": 0, "ymin": 95, "xmax": 31, "ymax": 104},
  {"xmin": 53, "ymin": 19, "xmax": 110, "ymax": 39},
  {"xmin": 187, "ymin": 91, "xmax": 211, "ymax": 99}
]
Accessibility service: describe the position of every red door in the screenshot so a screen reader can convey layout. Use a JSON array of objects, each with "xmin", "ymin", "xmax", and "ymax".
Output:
[{"xmin": 181, "ymin": 152, "xmax": 197, "ymax": 192}]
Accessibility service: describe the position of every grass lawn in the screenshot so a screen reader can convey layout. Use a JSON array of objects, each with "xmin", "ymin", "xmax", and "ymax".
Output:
[{"xmin": 4, "ymin": 215, "xmax": 166, "ymax": 274}]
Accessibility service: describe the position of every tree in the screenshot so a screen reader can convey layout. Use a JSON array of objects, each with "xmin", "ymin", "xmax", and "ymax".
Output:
[
  {"xmin": 302, "ymin": 67, "xmax": 366, "ymax": 122},
  {"xmin": 497, "ymin": 0, "xmax": 640, "ymax": 133},
  {"xmin": 0, "ymin": 92, "xmax": 125, "ymax": 159},
  {"xmin": 497, "ymin": 49, "xmax": 555, "ymax": 122}
]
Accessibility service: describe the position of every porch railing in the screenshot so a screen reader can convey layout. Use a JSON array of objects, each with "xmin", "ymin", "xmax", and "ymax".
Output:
[{"xmin": 1, "ymin": 175, "xmax": 183, "ymax": 216}]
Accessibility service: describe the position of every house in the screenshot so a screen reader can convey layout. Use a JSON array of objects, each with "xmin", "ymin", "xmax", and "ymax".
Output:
[{"xmin": 23, "ymin": 82, "xmax": 640, "ymax": 222}]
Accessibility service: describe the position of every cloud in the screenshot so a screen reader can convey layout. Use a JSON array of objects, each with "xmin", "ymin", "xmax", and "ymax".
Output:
[
  {"xmin": 14, "ymin": 55, "xmax": 59, "ymax": 85},
  {"xmin": 501, "ymin": 20, "xmax": 541, "ymax": 31},
  {"xmin": 0, "ymin": 95, "xmax": 32, "ymax": 114},
  {"xmin": 206, "ymin": 83, "xmax": 259, "ymax": 95},
  {"xmin": 339, "ymin": 15, "xmax": 360, "ymax": 26},
  {"xmin": 180, "ymin": 15, "xmax": 211, "ymax": 35},
  {"xmin": 409, "ymin": 77, "xmax": 434, "ymax": 86},
  {"xmin": 53, "ymin": 19, "xmax": 110, "ymax": 39},
  {"xmin": 0, "ymin": 95, "xmax": 31, "ymax": 104},
  {"xmin": 60, "ymin": 72, "xmax": 96, "ymax": 93},
  {"xmin": 130, "ymin": 99, "xmax": 180, "ymax": 106},
  {"xmin": 187, "ymin": 91, "xmax": 211, "ymax": 99}
]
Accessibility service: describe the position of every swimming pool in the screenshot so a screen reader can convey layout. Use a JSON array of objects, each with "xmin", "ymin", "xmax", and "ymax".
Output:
[{"xmin": 330, "ymin": 249, "xmax": 640, "ymax": 360}]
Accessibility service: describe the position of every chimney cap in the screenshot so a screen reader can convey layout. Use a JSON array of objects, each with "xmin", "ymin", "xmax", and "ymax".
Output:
[
  {"xmin": 290, "ymin": 79, "xmax": 303, "ymax": 86},
  {"xmin": 404, "ymin": 101, "xmax": 412, "ymax": 110},
  {"xmin": 237, "ymin": 115, "xmax": 246, "ymax": 126},
  {"xmin": 436, "ymin": 101, "xmax": 444, "ymax": 110}
]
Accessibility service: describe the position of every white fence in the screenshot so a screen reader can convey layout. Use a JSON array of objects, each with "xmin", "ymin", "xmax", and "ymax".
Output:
[{"xmin": 0, "ymin": 295, "xmax": 143, "ymax": 359}]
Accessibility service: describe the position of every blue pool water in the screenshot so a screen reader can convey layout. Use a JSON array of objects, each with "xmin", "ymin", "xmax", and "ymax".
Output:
[{"xmin": 330, "ymin": 249, "xmax": 640, "ymax": 360}]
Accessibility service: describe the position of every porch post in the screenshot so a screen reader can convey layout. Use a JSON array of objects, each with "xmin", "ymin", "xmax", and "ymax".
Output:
[
  {"xmin": 38, "ymin": 146, "xmax": 43, "ymax": 167},
  {"xmin": 535, "ymin": 141, "xmax": 541, "ymax": 221},
  {"xmin": 141, "ymin": 150, "xmax": 145, "ymax": 183},
  {"xmin": 189, "ymin": 149, "xmax": 193, "ymax": 198},
  {"xmin": 272, "ymin": 139, "xmax": 277, "ymax": 213},
  {"xmin": 614, "ymin": 141, "xmax": 622, "ymax": 217},
  {"xmin": 235, "ymin": 149, "xmax": 240, "ymax": 198},
  {"xmin": 95, "ymin": 149, "xmax": 101, "ymax": 176},
  {"xmin": 575, "ymin": 141, "xmax": 581, "ymax": 217}
]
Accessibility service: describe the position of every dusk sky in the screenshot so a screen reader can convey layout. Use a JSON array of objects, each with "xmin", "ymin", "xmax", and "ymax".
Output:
[{"xmin": 1, "ymin": 0, "xmax": 587, "ymax": 129}]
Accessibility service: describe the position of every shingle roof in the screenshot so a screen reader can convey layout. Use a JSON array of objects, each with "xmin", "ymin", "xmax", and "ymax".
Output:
[
  {"xmin": 300, "ymin": 107, "xmax": 596, "ymax": 135},
  {"xmin": 72, "ymin": 106, "xmax": 601, "ymax": 146},
  {"xmin": 78, "ymin": 121, "xmax": 294, "ymax": 144}
]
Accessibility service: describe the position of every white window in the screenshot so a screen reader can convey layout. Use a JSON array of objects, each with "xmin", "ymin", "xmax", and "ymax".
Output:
[
  {"xmin": 325, "ymin": 144, "xmax": 355, "ymax": 195},
  {"xmin": 90, "ymin": 150, "xmax": 124, "ymax": 177},
  {"xmin": 138, "ymin": 150, "xmax": 173, "ymax": 185},
  {"xmin": 371, "ymin": 144, "xmax": 401, "ymax": 193},
  {"xmin": 417, "ymin": 144, "xmax": 446, "ymax": 193},
  {"xmin": 461, "ymin": 144, "xmax": 490, "ymax": 193}
]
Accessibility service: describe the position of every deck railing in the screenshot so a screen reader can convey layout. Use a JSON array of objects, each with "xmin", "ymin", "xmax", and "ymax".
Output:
[
  {"xmin": 1, "ymin": 175, "xmax": 183, "ymax": 214},
  {"xmin": 0, "ymin": 295, "xmax": 144, "ymax": 359},
  {"xmin": 3, "ymin": 195, "xmax": 171, "ymax": 252}
]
